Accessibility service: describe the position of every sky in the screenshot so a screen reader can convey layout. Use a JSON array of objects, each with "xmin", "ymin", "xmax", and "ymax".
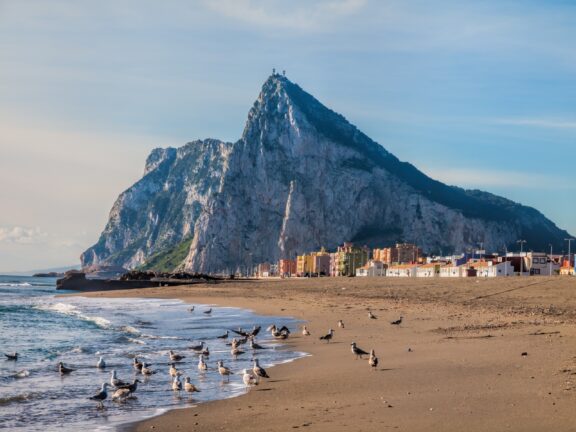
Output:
[{"xmin": 1, "ymin": 0, "xmax": 575, "ymax": 272}]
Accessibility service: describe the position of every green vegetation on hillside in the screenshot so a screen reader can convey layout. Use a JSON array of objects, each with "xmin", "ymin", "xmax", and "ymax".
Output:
[{"xmin": 138, "ymin": 238, "xmax": 193, "ymax": 272}]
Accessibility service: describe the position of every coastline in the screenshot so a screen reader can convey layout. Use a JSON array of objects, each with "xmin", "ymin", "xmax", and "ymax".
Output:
[{"xmin": 71, "ymin": 277, "xmax": 576, "ymax": 432}]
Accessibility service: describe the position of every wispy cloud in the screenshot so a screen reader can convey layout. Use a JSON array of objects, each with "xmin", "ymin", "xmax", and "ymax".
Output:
[
  {"xmin": 0, "ymin": 226, "xmax": 48, "ymax": 245},
  {"xmin": 493, "ymin": 118, "xmax": 576, "ymax": 130},
  {"xmin": 202, "ymin": 0, "xmax": 366, "ymax": 31}
]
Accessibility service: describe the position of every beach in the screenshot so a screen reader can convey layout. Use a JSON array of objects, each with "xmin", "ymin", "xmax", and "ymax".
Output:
[{"xmin": 75, "ymin": 277, "xmax": 576, "ymax": 432}]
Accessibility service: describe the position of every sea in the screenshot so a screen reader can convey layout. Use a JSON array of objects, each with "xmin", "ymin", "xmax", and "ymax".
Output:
[{"xmin": 0, "ymin": 275, "xmax": 304, "ymax": 431}]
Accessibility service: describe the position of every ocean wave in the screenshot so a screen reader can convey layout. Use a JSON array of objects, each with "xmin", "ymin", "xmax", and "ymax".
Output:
[
  {"xmin": 34, "ymin": 303, "xmax": 113, "ymax": 329},
  {"xmin": 141, "ymin": 333, "xmax": 181, "ymax": 340},
  {"xmin": 0, "ymin": 282, "xmax": 32, "ymax": 287},
  {"xmin": 119, "ymin": 325, "xmax": 141, "ymax": 335}
]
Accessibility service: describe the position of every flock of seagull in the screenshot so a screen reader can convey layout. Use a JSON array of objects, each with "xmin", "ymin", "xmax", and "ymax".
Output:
[
  {"xmin": 312, "ymin": 310, "xmax": 405, "ymax": 371},
  {"xmin": 4, "ymin": 305, "xmax": 404, "ymax": 410}
]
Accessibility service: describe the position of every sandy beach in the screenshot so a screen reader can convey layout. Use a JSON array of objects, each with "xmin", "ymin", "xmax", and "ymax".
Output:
[{"xmin": 74, "ymin": 277, "xmax": 576, "ymax": 432}]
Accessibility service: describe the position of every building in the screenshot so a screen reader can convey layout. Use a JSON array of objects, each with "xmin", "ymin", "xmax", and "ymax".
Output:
[
  {"xmin": 468, "ymin": 260, "xmax": 514, "ymax": 277},
  {"xmin": 336, "ymin": 242, "xmax": 370, "ymax": 276},
  {"xmin": 355, "ymin": 260, "xmax": 386, "ymax": 277},
  {"xmin": 256, "ymin": 262, "xmax": 271, "ymax": 278},
  {"xmin": 526, "ymin": 252, "xmax": 560, "ymax": 276},
  {"xmin": 439, "ymin": 263, "xmax": 467, "ymax": 278},
  {"xmin": 373, "ymin": 243, "xmax": 421, "ymax": 264},
  {"xmin": 296, "ymin": 254, "xmax": 314, "ymax": 277},
  {"xmin": 311, "ymin": 251, "xmax": 330, "ymax": 276},
  {"xmin": 559, "ymin": 259, "xmax": 575, "ymax": 276},
  {"xmin": 386, "ymin": 264, "xmax": 418, "ymax": 277},
  {"xmin": 278, "ymin": 259, "xmax": 297, "ymax": 277},
  {"xmin": 416, "ymin": 263, "xmax": 439, "ymax": 278},
  {"xmin": 329, "ymin": 252, "xmax": 339, "ymax": 277}
]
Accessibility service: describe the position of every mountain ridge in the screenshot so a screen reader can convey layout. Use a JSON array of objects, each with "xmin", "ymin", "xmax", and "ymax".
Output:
[{"xmin": 81, "ymin": 74, "xmax": 571, "ymax": 272}]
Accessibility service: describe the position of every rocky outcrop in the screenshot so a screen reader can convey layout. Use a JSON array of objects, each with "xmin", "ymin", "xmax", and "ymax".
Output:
[{"xmin": 82, "ymin": 74, "xmax": 572, "ymax": 273}]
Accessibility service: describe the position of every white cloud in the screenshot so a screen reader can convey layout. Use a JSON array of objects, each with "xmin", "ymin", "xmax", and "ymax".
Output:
[
  {"xmin": 493, "ymin": 118, "xmax": 576, "ymax": 130},
  {"xmin": 202, "ymin": 0, "xmax": 366, "ymax": 31},
  {"xmin": 0, "ymin": 226, "xmax": 48, "ymax": 244}
]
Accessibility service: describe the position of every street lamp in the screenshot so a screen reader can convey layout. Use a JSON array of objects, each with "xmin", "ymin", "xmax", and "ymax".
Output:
[
  {"xmin": 565, "ymin": 238, "xmax": 575, "ymax": 269},
  {"xmin": 517, "ymin": 240, "xmax": 527, "ymax": 276}
]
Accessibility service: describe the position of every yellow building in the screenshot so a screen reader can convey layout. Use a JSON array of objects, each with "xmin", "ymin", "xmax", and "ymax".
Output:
[{"xmin": 296, "ymin": 254, "xmax": 314, "ymax": 276}]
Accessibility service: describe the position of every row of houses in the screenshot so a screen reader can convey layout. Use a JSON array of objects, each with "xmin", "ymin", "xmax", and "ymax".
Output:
[{"xmin": 254, "ymin": 242, "xmax": 575, "ymax": 278}]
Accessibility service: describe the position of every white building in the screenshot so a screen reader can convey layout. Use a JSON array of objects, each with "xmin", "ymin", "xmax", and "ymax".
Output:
[
  {"xmin": 416, "ymin": 263, "xmax": 439, "ymax": 278},
  {"xmin": 355, "ymin": 260, "xmax": 386, "ymax": 277},
  {"xmin": 468, "ymin": 260, "xmax": 514, "ymax": 277},
  {"xmin": 386, "ymin": 264, "xmax": 418, "ymax": 277},
  {"xmin": 439, "ymin": 263, "xmax": 467, "ymax": 278}
]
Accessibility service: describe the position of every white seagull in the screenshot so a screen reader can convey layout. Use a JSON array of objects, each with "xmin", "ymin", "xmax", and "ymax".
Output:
[
  {"xmin": 351, "ymin": 342, "xmax": 370, "ymax": 359},
  {"xmin": 172, "ymin": 375, "xmax": 182, "ymax": 392},
  {"xmin": 252, "ymin": 359, "xmax": 269, "ymax": 379},
  {"xmin": 184, "ymin": 376, "xmax": 201, "ymax": 393},
  {"xmin": 198, "ymin": 354, "xmax": 207, "ymax": 371},
  {"xmin": 368, "ymin": 349, "xmax": 378, "ymax": 369},
  {"xmin": 242, "ymin": 369, "xmax": 258, "ymax": 387},
  {"xmin": 217, "ymin": 360, "xmax": 232, "ymax": 381},
  {"xmin": 302, "ymin": 326, "xmax": 311, "ymax": 336},
  {"xmin": 110, "ymin": 370, "xmax": 128, "ymax": 387},
  {"xmin": 88, "ymin": 383, "xmax": 109, "ymax": 407},
  {"xmin": 96, "ymin": 356, "xmax": 106, "ymax": 369}
]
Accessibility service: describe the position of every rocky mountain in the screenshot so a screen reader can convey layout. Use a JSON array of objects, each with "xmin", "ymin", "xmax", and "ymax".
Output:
[{"xmin": 81, "ymin": 74, "xmax": 572, "ymax": 272}]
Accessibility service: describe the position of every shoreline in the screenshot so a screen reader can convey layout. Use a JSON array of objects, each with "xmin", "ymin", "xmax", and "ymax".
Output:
[{"xmin": 71, "ymin": 277, "xmax": 576, "ymax": 431}]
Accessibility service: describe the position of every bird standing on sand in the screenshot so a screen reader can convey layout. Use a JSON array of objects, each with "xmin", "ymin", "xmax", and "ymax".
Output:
[
  {"xmin": 319, "ymin": 329, "xmax": 334, "ymax": 343},
  {"xmin": 110, "ymin": 370, "xmax": 128, "ymax": 387},
  {"xmin": 368, "ymin": 349, "xmax": 378, "ymax": 369},
  {"xmin": 169, "ymin": 350, "xmax": 185, "ymax": 362},
  {"xmin": 198, "ymin": 354, "xmax": 207, "ymax": 371},
  {"xmin": 338, "ymin": 320, "xmax": 345, "ymax": 329},
  {"xmin": 368, "ymin": 310, "xmax": 377, "ymax": 319},
  {"xmin": 391, "ymin": 316, "xmax": 403, "ymax": 326},
  {"xmin": 59, "ymin": 362, "xmax": 75, "ymax": 375},
  {"xmin": 4, "ymin": 352, "xmax": 18, "ymax": 361},
  {"xmin": 96, "ymin": 356, "xmax": 106, "ymax": 369},
  {"xmin": 252, "ymin": 359, "xmax": 269, "ymax": 379},
  {"xmin": 184, "ymin": 376, "xmax": 201, "ymax": 393},
  {"xmin": 242, "ymin": 369, "xmax": 258, "ymax": 387},
  {"xmin": 351, "ymin": 342, "xmax": 370, "ymax": 359},
  {"xmin": 88, "ymin": 383, "xmax": 109, "ymax": 407},
  {"xmin": 302, "ymin": 325, "xmax": 311, "ymax": 336},
  {"xmin": 172, "ymin": 375, "xmax": 182, "ymax": 392},
  {"xmin": 217, "ymin": 360, "xmax": 232, "ymax": 381}
]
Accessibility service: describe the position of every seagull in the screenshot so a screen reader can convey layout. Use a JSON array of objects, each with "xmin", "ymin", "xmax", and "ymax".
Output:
[
  {"xmin": 184, "ymin": 376, "xmax": 201, "ymax": 393},
  {"xmin": 319, "ymin": 329, "xmax": 334, "ymax": 343},
  {"xmin": 198, "ymin": 354, "xmax": 207, "ymax": 371},
  {"xmin": 368, "ymin": 350, "xmax": 378, "ymax": 370},
  {"xmin": 189, "ymin": 306, "xmax": 195, "ymax": 312},
  {"xmin": 216, "ymin": 330, "xmax": 229, "ymax": 339},
  {"xmin": 252, "ymin": 359, "xmax": 269, "ymax": 379},
  {"xmin": 368, "ymin": 311, "xmax": 377, "ymax": 320},
  {"xmin": 112, "ymin": 379, "xmax": 140, "ymax": 401},
  {"xmin": 169, "ymin": 363, "xmax": 181, "ymax": 378},
  {"xmin": 133, "ymin": 357, "xmax": 144, "ymax": 371},
  {"xmin": 110, "ymin": 370, "xmax": 128, "ymax": 387},
  {"xmin": 169, "ymin": 350, "xmax": 185, "ymax": 362},
  {"xmin": 217, "ymin": 360, "xmax": 232, "ymax": 381},
  {"xmin": 338, "ymin": 320, "xmax": 345, "ymax": 329},
  {"xmin": 302, "ymin": 326, "xmax": 311, "ymax": 336},
  {"xmin": 96, "ymin": 356, "xmax": 106, "ymax": 369},
  {"xmin": 172, "ymin": 375, "xmax": 182, "ymax": 392},
  {"xmin": 203, "ymin": 308, "xmax": 212, "ymax": 315},
  {"xmin": 242, "ymin": 369, "xmax": 258, "ymax": 387},
  {"xmin": 141, "ymin": 363, "xmax": 155, "ymax": 376},
  {"xmin": 189, "ymin": 341, "xmax": 205, "ymax": 352},
  {"xmin": 59, "ymin": 361, "xmax": 75, "ymax": 375},
  {"xmin": 249, "ymin": 338, "xmax": 265, "ymax": 350},
  {"xmin": 4, "ymin": 352, "xmax": 18, "ymax": 361},
  {"xmin": 88, "ymin": 383, "xmax": 109, "ymax": 407},
  {"xmin": 391, "ymin": 316, "xmax": 403, "ymax": 326},
  {"xmin": 231, "ymin": 346, "xmax": 245, "ymax": 359},
  {"xmin": 351, "ymin": 342, "xmax": 370, "ymax": 359}
]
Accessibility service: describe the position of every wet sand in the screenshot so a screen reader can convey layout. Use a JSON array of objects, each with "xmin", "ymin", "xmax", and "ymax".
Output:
[{"xmin": 75, "ymin": 277, "xmax": 576, "ymax": 431}]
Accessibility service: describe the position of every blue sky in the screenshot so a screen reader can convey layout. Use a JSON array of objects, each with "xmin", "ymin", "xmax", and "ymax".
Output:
[{"xmin": 1, "ymin": 0, "xmax": 575, "ymax": 272}]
